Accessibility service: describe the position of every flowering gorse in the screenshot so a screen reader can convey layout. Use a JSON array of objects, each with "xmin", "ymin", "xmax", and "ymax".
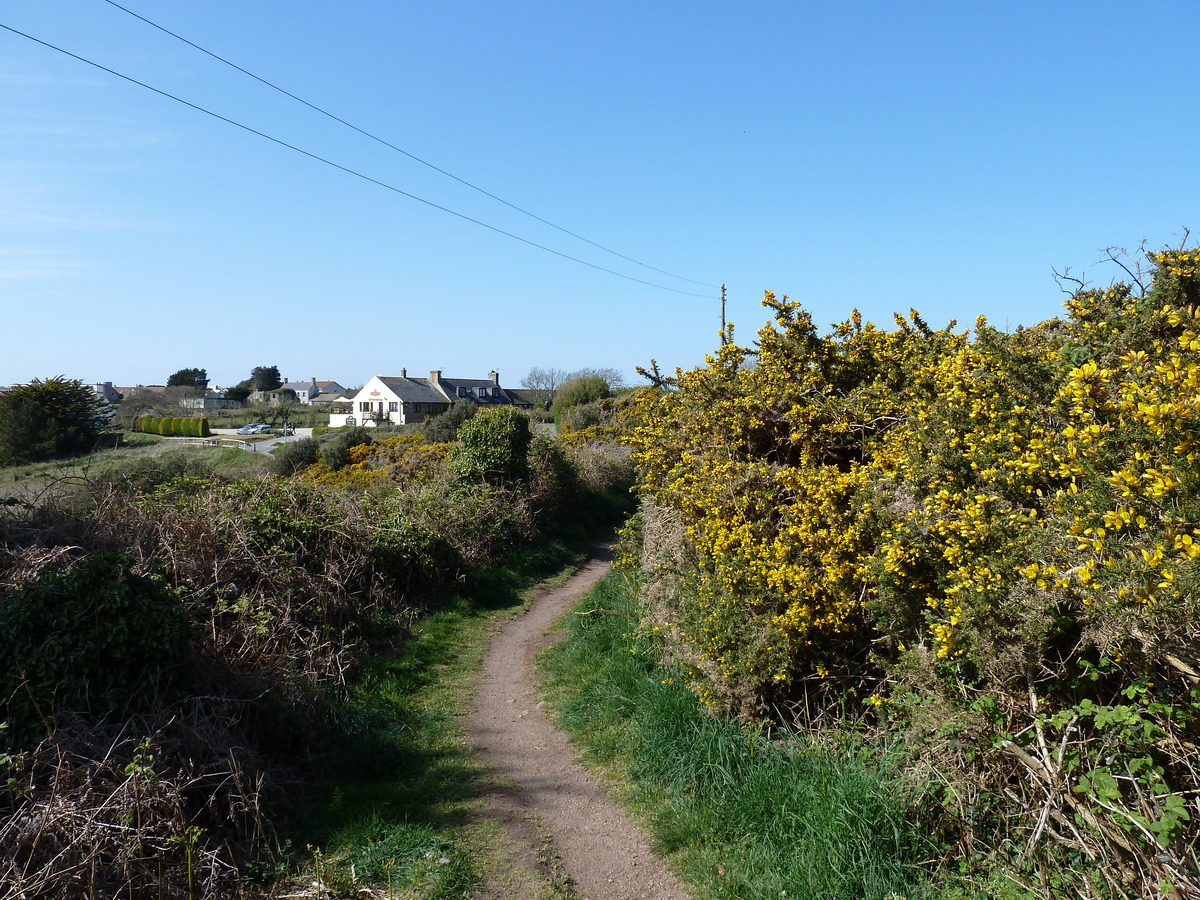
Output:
[{"xmin": 628, "ymin": 248, "xmax": 1200, "ymax": 893}]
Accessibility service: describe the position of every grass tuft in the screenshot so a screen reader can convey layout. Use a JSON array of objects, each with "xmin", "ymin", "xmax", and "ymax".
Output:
[{"xmin": 538, "ymin": 572, "xmax": 945, "ymax": 900}]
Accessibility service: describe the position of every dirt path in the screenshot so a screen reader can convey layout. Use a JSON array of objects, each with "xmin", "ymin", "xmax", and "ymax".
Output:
[{"xmin": 463, "ymin": 548, "xmax": 690, "ymax": 900}]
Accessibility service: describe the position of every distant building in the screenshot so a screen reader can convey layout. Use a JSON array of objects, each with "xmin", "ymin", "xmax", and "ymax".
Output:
[
  {"xmin": 115, "ymin": 385, "xmax": 167, "ymax": 398},
  {"xmin": 330, "ymin": 369, "xmax": 515, "ymax": 427},
  {"xmin": 178, "ymin": 392, "xmax": 243, "ymax": 411},
  {"xmin": 279, "ymin": 379, "xmax": 320, "ymax": 404}
]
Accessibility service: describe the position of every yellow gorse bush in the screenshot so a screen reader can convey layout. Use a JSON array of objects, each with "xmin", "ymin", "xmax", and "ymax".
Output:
[{"xmin": 628, "ymin": 248, "xmax": 1200, "ymax": 891}]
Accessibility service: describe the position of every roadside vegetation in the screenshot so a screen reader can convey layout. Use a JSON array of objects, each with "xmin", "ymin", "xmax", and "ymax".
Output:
[
  {"xmin": 539, "ymin": 569, "xmax": 942, "ymax": 900},
  {"xmin": 5, "ymin": 241, "xmax": 1198, "ymax": 899},
  {"xmin": 0, "ymin": 403, "xmax": 633, "ymax": 898},
  {"xmin": 617, "ymin": 243, "xmax": 1200, "ymax": 898}
]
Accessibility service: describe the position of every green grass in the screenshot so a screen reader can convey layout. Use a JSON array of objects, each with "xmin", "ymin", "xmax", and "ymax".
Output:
[
  {"xmin": 537, "ymin": 572, "xmax": 946, "ymax": 900},
  {"xmin": 292, "ymin": 539, "xmax": 587, "ymax": 899},
  {"xmin": 297, "ymin": 596, "xmax": 487, "ymax": 898},
  {"xmin": 0, "ymin": 436, "xmax": 275, "ymax": 497}
]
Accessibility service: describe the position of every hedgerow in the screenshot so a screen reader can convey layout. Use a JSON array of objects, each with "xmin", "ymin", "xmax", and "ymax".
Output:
[
  {"xmin": 627, "ymin": 245, "xmax": 1200, "ymax": 897},
  {"xmin": 0, "ymin": 421, "xmax": 636, "ymax": 897},
  {"xmin": 134, "ymin": 415, "xmax": 211, "ymax": 437}
]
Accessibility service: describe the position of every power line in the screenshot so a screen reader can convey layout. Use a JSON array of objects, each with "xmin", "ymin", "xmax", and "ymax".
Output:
[
  {"xmin": 0, "ymin": 22, "xmax": 716, "ymax": 299},
  {"xmin": 101, "ymin": 0, "xmax": 717, "ymax": 290}
]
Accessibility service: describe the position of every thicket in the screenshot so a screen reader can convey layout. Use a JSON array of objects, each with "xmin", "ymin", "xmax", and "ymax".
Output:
[
  {"xmin": 626, "ymin": 246, "xmax": 1200, "ymax": 898},
  {"xmin": 0, "ymin": 415, "xmax": 635, "ymax": 897}
]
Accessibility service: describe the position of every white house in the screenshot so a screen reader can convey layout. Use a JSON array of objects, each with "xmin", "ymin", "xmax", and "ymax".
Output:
[
  {"xmin": 278, "ymin": 378, "xmax": 350, "ymax": 405},
  {"xmin": 329, "ymin": 370, "xmax": 514, "ymax": 428},
  {"xmin": 279, "ymin": 379, "xmax": 321, "ymax": 404}
]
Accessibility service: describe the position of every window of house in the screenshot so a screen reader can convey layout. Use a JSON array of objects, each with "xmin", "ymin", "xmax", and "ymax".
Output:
[
  {"xmin": 359, "ymin": 401, "xmax": 370, "ymax": 412},
  {"xmin": 389, "ymin": 402, "xmax": 398, "ymax": 412}
]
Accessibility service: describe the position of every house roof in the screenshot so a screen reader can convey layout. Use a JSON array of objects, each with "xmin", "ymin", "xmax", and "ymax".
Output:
[
  {"xmin": 505, "ymin": 388, "xmax": 549, "ymax": 407},
  {"xmin": 374, "ymin": 376, "xmax": 450, "ymax": 404},
  {"xmin": 436, "ymin": 377, "xmax": 513, "ymax": 405},
  {"xmin": 315, "ymin": 381, "xmax": 345, "ymax": 392}
]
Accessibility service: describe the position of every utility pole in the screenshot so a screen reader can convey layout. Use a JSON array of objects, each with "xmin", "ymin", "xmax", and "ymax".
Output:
[{"xmin": 720, "ymin": 283, "xmax": 727, "ymax": 343}]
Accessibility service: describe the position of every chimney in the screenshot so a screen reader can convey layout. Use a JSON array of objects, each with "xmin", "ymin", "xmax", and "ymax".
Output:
[
  {"xmin": 429, "ymin": 369, "xmax": 441, "ymax": 384},
  {"xmin": 489, "ymin": 370, "xmax": 499, "ymax": 384},
  {"xmin": 401, "ymin": 367, "xmax": 407, "ymax": 378}
]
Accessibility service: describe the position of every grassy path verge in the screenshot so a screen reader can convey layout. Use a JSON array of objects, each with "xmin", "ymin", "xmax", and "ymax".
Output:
[
  {"xmin": 536, "ymin": 571, "xmax": 947, "ymax": 900},
  {"xmin": 293, "ymin": 542, "xmax": 589, "ymax": 899}
]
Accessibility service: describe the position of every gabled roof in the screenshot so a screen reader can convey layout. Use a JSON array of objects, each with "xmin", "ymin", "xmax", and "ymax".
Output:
[
  {"xmin": 374, "ymin": 376, "xmax": 450, "ymax": 404},
  {"xmin": 505, "ymin": 388, "xmax": 549, "ymax": 407},
  {"xmin": 436, "ymin": 377, "xmax": 513, "ymax": 405}
]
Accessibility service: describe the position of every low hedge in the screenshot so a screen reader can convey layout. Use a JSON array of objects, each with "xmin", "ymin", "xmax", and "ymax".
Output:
[{"xmin": 134, "ymin": 416, "xmax": 211, "ymax": 437}]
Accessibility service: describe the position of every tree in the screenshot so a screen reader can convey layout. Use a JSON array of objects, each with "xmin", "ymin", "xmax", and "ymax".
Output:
[
  {"xmin": 568, "ymin": 366, "xmax": 626, "ymax": 390},
  {"xmin": 166, "ymin": 367, "xmax": 208, "ymax": 389},
  {"xmin": 551, "ymin": 375, "xmax": 610, "ymax": 424},
  {"xmin": 250, "ymin": 366, "xmax": 282, "ymax": 391},
  {"xmin": 272, "ymin": 393, "xmax": 300, "ymax": 427},
  {"xmin": 0, "ymin": 376, "xmax": 112, "ymax": 465},
  {"xmin": 521, "ymin": 366, "xmax": 568, "ymax": 394},
  {"xmin": 223, "ymin": 380, "xmax": 253, "ymax": 404},
  {"xmin": 115, "ymin": 389, "xmax": 169, "ymax": 420}
]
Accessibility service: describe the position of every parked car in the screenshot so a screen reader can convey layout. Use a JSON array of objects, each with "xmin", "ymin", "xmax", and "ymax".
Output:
[
  {"xmin": 236, "ymin": 424, "xmax": 260, "ymax": 434},
  {"xmin": 250, "ymin": 423, "xmax": 274, "ymax": 434}
]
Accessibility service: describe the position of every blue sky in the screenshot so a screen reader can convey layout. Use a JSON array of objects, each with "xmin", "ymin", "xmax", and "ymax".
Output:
[{"xmin": 2, "ymin": 1, "xmax": 1197, "ymax": 390}]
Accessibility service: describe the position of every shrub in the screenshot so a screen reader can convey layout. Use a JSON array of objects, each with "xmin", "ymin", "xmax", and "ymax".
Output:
[
  {"xmin": 319, "ymin": 427, "xmax": 374, "ymax": 470},
  {"xmin": 447, "ymin": 406, "xmax": 532, "ymax": 483},
  {"xmin": 552, "ymin": 375, "xmax": 610, "ymax": 425},
  {"xmin": 271, "ymin": 437, "xmax": 320, "ymax": 475},
  {"xmin": 523, "ymin": 433, "xmax": 579, "ymax": 525},
  {"xmin": 423, "ymin": 401, "xmax": 476, "ymax": 443},
  {"xmin": 627, "ymin": 247, "xmax": 1200, "ymax": 896},
  {"xmin": 0, "ymin": 551, "xmax": 190, "ymax": 732}
]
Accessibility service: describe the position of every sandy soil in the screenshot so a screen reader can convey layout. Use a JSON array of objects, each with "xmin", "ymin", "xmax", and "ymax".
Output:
[{"xmin": 463, "ymin": 548, "xmax": 690, "ymax": 900}]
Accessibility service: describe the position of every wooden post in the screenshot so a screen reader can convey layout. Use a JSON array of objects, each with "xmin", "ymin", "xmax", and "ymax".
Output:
[{"xmin": 720, "ymin": 283, "xmax": 727, "ymax": 343}]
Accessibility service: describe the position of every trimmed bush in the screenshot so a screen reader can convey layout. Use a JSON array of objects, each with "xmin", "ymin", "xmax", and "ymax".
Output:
[{"xmin": 131, "ymin": 416, "xmax": 209, "ymax": 437}]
